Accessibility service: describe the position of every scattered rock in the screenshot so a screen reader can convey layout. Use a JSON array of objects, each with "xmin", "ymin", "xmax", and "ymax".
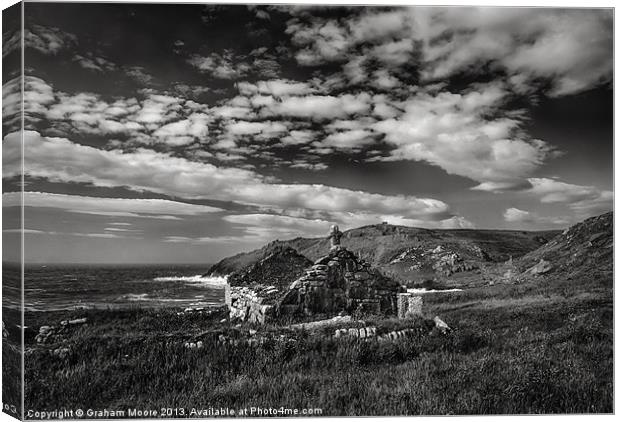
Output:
[
  {"xmin": 51, "ymin": 347, "xmax": 70, "ymax": 358},
  {"xmin": 60, "ymin": 318, "xmax": 87, "ymax": 326},
  {"xmin": 289, "ymin": 315, "xmax": 352, "ymax": 331},
  {"xmin": 184, "ymin": 341, "xmax": 205, "ymax": 349},
  {"xmin": 434, "ymin": 316, "xmax": 451, "ymax": 332},
  {"xmin": 525, "ymin": 259, "xmax": 553, "ymax": 276}
]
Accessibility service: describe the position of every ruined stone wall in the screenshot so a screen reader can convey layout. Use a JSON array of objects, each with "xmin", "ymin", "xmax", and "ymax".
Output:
[
  {"xmin": 277, "ymin": 247, "xmax": 402, "ymax": 317},
  {"xmin": 397, "ymin": 293, "xmax": 423, "ymax": 319},
  {"xmin": 228, "ymin": 286, "xmax": 278, "ymax": 324}
]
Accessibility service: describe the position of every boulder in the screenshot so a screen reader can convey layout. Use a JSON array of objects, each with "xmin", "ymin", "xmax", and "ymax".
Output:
[
  {"xmin": 434, "ymin": 316, "xmax": 451, "ymax": 332},
  {"xmin": 525, "ymin": 259, "xmax": 553, "ymax": 275}
]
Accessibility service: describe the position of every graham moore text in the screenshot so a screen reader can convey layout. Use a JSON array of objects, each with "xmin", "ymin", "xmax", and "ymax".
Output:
[{"xmin": 26, "ymin": 406, "xmax": 324, "ymax": 418}]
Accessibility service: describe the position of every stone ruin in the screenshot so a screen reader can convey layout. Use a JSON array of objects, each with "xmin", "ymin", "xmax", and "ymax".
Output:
[
  {"xmin": 276, "ymin": 226, "xmax": 403, "ymax": 318},
  {"xmin": 228, "ymin": 285, "xmax": 279, "ymax": 324},
  {"xmin": 227, "ymin": 225, "xmax": 409, "ymax": 323},
  {"xmin": 397, "ymin": 293, "xmax": 423, "ymax": 319}
]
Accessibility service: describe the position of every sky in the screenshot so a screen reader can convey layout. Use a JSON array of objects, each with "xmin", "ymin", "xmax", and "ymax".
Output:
[{"xmin": 1, "ymin": 2, "xmax": 614, "ymax": 264}]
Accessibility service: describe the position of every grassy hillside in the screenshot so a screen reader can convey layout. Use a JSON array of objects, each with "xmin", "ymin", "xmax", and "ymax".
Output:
[
  {"xmin": 23, "ymin": 270, "xmax": 612, "ymax": 414},
  {"xmin": 19, "ymin": 213, "xmax": 613, "ymax": 414},
  {"xmin": 209, "ymin": 224, "xmax": 560, "ymax": 284},
  {"xmin": 517, "ymin": 212, "xmax": 612, "ymax": 281}
]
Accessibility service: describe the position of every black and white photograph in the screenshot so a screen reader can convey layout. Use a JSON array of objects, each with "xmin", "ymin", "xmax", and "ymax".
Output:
[{"xmin": 1, "ymin": 0, "xmax": 615, "ymax": 418}]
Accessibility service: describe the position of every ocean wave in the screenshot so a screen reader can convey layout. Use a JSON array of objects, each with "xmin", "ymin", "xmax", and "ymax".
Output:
[
  {"xmin": 153, "ymin": 275, "xmax": 229, "ymax": 287},
  {"xmin": 406, "ymin": 288, "xmax": 463, "ymax": 294},
  {"xmin": 123, "ymin": 293, "xmax": 149, "ymax": 301}
]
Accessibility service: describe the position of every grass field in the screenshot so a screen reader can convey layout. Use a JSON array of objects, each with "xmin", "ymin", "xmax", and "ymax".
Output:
[{"xmin": 18, "ymin": 269, "xmax": 613, "ymax": 416}]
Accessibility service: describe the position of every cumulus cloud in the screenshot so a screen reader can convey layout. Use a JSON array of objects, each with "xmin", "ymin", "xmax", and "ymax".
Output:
[
  {"xmin": 288, "ymin": 162, "xmax": 328, "ymax": 171},
  {"xmin": 528, "ymin": 178, "xmax": 609, "ymax": 204},
  {"xmin": 318, "ymin": 129, "xmax": 375, "ymax": 150},
  {"xmin": 3, "ymin": 131, "xmax": 456, "ymax": 223},
  {"xmin": 24, "ymin": 24, "xmax": 78, "ymax": 55},
  {"xmin": 19, "ymin": 79, "xmax": 219, "ymax": 147},
  {"xmin": 21, "ymin": 73, "xmax": 556, "ymax": 188},
  {"xmin": 280, "ymin": 130, "xmax": 317, "ymax": 146},
  {"xmin": 259, "ymin": 92, "xmax": 372, "ymax": 121},
  {"xmin": 187, "ymin": 50, "xmax": 251, "ymax": 79},
  {"xmin": 371, "ymin": 83, "xmax": 553, "ymax": 187},
  {"xmin": 217, "ymin": 77, "xmax": 558, "ymax": 187},
  {"xmin": 527, "ymin": 178, "xmax": 613, "ymax": 218},
  {"xmin": 73, "ymin": 53, "xmax": 116, "ymax": 72},
  {"xmin": 326, "ymin": 212, "xmax": 475, "ymax": 230},
  {"xmin": 223, "ymin": 213, "xmax": 328, "ymax": 240},
  {"xmin": 152, "ymin": 113, "xmax": 210, "ymax": 146},
  {"xmin": 4, "ymin": 76, "xmax": 55, "ymax": 121},
  {"xmin": 2, "ymin": 192, "xmax": 224, "ymax": 219},
  {"xmin": 285, "ymin": 7, "xmax": 612, "ymax": 97},
  {"xmin": 125, "ymin": 66, "xmax": 156, "ymax": 85},
  {"xmin": 503, "ymin": 207, "xmax": 569, "ymax": 226},
  {"xmin": 504, "ymin": 207, "xmax": 536, "ymax": 223},
  {"xmin": 417, "ymin": 8, "xmax": 613, "ymax": 96},
  {"xmin": 224, "ymin": 120, "xmax": 287, "ymax": 137},
  {"xmin": 237, "ymin": 79, "xmax": 318, "ymax": 97}
]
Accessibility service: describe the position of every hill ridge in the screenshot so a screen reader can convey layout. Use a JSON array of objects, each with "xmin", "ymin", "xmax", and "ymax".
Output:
[{"xmin": 209, "ymin": 221, "xmax": 563, "ymax": 284}]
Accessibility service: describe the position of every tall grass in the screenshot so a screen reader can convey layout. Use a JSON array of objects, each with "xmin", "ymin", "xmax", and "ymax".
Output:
[{"xmin": 23, "ymin": 275, "xmax": 613, "ymax": 415}]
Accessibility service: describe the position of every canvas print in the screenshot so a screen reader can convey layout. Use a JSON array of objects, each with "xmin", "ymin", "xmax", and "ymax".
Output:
[{"xmin": 1, "ymin": 1, "xmax": 614, "ymax": 419}]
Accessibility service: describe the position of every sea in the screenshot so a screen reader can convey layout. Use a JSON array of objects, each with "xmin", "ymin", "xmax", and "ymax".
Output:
[{"xmin": 2, "ymin": 264, "xmax": 228, "ymax": 313}]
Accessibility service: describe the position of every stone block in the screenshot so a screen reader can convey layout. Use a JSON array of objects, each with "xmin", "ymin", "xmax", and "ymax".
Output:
[
  {"xmin": 398, "ymin": 293, "xmax": 423, "ymax": 319},
  {"xmin": 224, "ymin": 283, "xmax": 232, "ymax": 307},
  {"xmin": 406, "ymin": 296, "xmax": 423, "ymax": 318}
]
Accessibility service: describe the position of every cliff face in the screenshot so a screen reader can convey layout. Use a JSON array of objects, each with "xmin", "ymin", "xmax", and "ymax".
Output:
[{"xmin": 277, "ymin": 246, "xmax": 403, "ymax": 317}]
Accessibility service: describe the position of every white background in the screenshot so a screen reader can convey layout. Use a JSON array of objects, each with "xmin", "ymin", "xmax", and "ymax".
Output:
[{"xmin": 0, "ymin": 0, "xmax": 617, "ymax": 421}]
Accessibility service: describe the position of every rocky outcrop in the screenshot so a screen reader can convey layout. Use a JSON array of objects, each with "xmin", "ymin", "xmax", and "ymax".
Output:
[
  {"xmin": 277, "ymin": 246, "xmax": 402, "ymax": 317},
  {"xmin": 523, "ymin": 259, "xmax": 553, "ymax": 276},
  {"xmin": 389, "ymin": 244, "xmax": 479, "ymax": 277},
  {"xmin": 213, "ymin": 245, "xmax": 312, "ymax": 290}
]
